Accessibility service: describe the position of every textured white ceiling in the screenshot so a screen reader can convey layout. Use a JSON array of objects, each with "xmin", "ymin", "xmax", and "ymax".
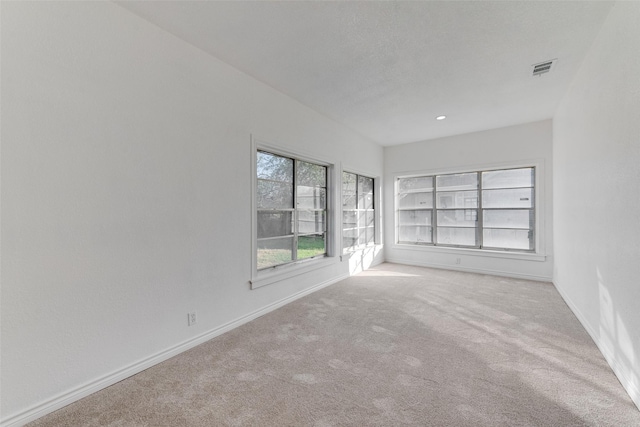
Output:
[{"xmin": 116, "ymin": 1, "xmax": 614, "ymax": 146}]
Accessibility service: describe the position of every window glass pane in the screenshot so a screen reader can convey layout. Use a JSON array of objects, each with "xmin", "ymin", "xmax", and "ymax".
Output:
[
  {"xmin": 343, "ymin": 195, "xmax": 357, "ymax": 210},
  {"xmin": 342, "ymin": 172, "xmax": 357, "ymax": 209},
  {"xmin": 358, "ymin": 176, "xmax": 374, "ymax": 209},
  {"xmin": 482, "ymin": 188, "xmax": 533, "ymax": 208},
  {"xmin": 343, "ymin": 210, "xmax": 357, "ymax": 228},
  {"xmin": 398, "ymin": 192, "xmax": 433, "ymax": 209},
  {"xmin": 436, "ymin": 173, "xmax": 477, "ymax": 191},
  {"xmin": 343, "ymin": 172, "xmax": 357, "ymax": 190},
  {"xmin": 398, "ymin": 226, "xmax": 432, "ymax": 244},
  {"xmin": 482, "ymin": 168, "xmax": 533, "ymax": 190},
  {"xmin": 483, "ymin": 209, "xmax": 532, "ymax": 229},
  {"xmin": 398, "ymin": 176, "xmax": 433, "ymax": 192},
  {"xmin": 437, "ymin": 210, "xmax": 477, "ymax": 228},
  {"xmin": 359, "ymin": 211, "xmax": 374, "ymax": 227},
  {"xmin": 436, "ymin": 191, "xmax": 478, "ymax": 209},
  {"xmin": 483, "ymin": 229, "xmax": 532, "ymax": 250},
  {"xmin": 398, "ymin": 210, "xmax": 432, "ymax": 226},
  {"xmin": 257, "ymin": 180, "xmax": 293, "ymax": 209},
  {"xmin": 298, "ymin": 210, "xmax": 326, "ymax": 234},
  {"xmin": 297, "ymin": 161, "xmax": 326, "ymax": 187},
  {"xmin": 257, "ymin": 152, "xmax": 293, "ymax": 182},
  {"xmin": 366, "ymin": 226, "xmax": 375, "ymax": 244},
  {"xmin": 366, "ymin": 211, "xmax": 375, "ymax": 228},
  {"xmin": 298, "ymin": 234, "xmax": 325, "ymax": 259},
  {"xmin": 343, "ymin": 229, "xmax": 358, "ymax": 248},
  {"xmin": 257, "ymin": 211, "xmax": 293, "ymax": 239},
  {"xmin": 257, "ymin": 237, "xmax": 294, "ymax": 269},
  {"xmin": 297, "ymin": 186, "xmax": 326, "ymax": 209},
  {"xmin": 436, "ymin": 227, "xmax": 476, "ymax": 246}
]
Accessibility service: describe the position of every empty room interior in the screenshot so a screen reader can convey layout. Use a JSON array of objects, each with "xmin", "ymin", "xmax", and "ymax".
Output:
[{"xmin": 2, "ymin": 1, "xmax": 639, "ymax": 426}]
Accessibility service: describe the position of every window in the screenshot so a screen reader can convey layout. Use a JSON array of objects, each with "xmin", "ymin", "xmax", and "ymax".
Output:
[
  {"xmin": 397, "ymin": 167, "xmax": 534, "ymax": 251},
  {"xmin": 256, "ymin": 151, "xmax": 327, "ymax": 270},
  {"xmin": 481, "ymin": 168, "xmax": 534, "ymax": 250},
  {"xmin": 342, "ymin": 172, "xmax": 375, "ymax": 251}
]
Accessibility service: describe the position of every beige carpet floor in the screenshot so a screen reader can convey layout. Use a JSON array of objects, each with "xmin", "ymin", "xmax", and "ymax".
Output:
[{"xmin": 30, "ymin": 263, "xmax": 640, "ymax": 426}]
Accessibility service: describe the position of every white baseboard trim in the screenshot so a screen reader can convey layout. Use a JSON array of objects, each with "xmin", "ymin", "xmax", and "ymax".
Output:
[
  {"xmin": 385, "ymin": 257, "xmax": 552, "ymax": 282},
  {"xmin": 1, "ymin": 274, "xmax": 348, "ymax": 427},
  {"xmin": 552, "ymin": 282, "xmax": 640, "ymax": 411}
]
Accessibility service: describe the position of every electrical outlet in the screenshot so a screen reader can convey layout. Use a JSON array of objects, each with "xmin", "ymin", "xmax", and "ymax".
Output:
[
  {"xmin": 455, "ymin": 258, "xmax": 461, "ymax": 265},
  {"xmin": 188, "ymin": 311, "xmax": 197, "ymax": 326}
]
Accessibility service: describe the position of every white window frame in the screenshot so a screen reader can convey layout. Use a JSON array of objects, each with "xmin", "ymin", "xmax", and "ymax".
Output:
[
  {"xmin": 393, "ymin": 159, "xmax": 546, "ymax": 262},
  {"xmin": 250, "ymin": 137, "xmax": 337, "ymax": 289}
]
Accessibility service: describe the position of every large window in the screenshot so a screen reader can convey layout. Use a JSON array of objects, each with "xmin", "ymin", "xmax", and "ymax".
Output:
[
  {"xmin": 256, "ymin": 151, "xmax": 327, "ymax": 270},
  {"xmin": 397, "ymin": 167, "xmax": 534, "ymax": 251},
  {"xmin": 342, "ymin": 172, "xmax": 375, "ymax": 251}
]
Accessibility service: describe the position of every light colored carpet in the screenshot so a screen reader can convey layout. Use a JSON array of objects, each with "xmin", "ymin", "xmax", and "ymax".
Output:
[{"xmin": 30, "ymin": 263, "xmax": 640, "ymax": 426}]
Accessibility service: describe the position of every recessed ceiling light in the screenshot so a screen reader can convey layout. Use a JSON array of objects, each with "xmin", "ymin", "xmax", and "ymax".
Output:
[{"xmin": 436, "ymin": 115, "xmax": 446, "ymax": 120}]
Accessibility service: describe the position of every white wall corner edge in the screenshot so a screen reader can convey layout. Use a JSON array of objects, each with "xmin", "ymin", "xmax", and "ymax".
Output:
[
  {"xmin": 385, "ymin": 257, "xmax": 552, "ymax": 283},
  {"xmin": 0, "ymin": 274, "xmax": 348, "ymax": 427},
  {"xmin": 552, "ymin": 281, "xmax": 640, "ymax": 412}
]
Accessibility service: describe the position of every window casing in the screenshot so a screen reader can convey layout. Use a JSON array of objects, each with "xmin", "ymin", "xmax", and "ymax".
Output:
[
  {"xmin": 257, "ymin": 150, "xmax": 328, "ymax": 270},
  {"xmin": 342, "ymin": 172, "xmax": 375, "ymax": 251},
  {"xmin": 397, "ymin": 167, "xmax": 535, "ymax": 252}
]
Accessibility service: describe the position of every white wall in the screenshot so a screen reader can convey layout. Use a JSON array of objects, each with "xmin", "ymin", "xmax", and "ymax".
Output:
[
  {"xmin": 0, "ymin": 2, "xmax": 383, "ymax": 425},
  {"xmin": 384, "ymin": 120, "xmax": 553, "ymax": 281},
  {"xmin": 553, "ymin": 1, "xmax": 640, "ymax": 410}
]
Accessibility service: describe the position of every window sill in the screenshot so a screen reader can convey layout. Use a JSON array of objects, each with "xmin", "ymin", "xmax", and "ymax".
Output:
[
  {"xmin": 392, "ymin": 243, "xmax": 546, "ymax": 262},
  {"xmin": 250, "ymin": 256, "xmax": 336, "ymax": 289}
]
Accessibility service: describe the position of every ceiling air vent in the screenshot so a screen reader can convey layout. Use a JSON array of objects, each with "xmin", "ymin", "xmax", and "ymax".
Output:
[{"xmin": 532, "ymin": 59, "xmax": 556, "ymax": 77}]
